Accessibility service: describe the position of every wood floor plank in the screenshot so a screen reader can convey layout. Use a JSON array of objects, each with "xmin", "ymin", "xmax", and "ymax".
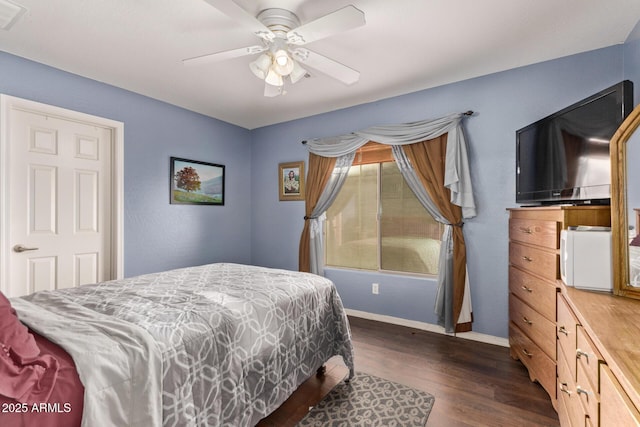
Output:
[{"xmin": 258, "ymin": 316, "xmax": 560, "ymax": 426}]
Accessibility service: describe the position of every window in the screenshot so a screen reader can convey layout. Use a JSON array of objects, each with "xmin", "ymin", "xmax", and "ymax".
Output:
[{"xmin": 325, "ymin": 144, "xmax": 443, "ymax": 275}]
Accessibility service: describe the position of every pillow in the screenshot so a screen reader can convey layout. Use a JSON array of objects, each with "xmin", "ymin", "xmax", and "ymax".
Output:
[
  {"xmin": 0, "ymin": 291, "xmax": 58, "ymax": 403},
  {"xmin": 631, "ymin": 234, "xmax": 640, "ymax": 247}
]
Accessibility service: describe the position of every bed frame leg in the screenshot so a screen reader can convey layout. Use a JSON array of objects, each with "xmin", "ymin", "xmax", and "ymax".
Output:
[{"xmin": 316, "ymin": 365, "xmax": 326, "ymax": 377}]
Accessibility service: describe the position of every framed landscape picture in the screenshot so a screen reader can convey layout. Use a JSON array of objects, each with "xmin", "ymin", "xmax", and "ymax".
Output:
[
  {"xmin": 279, "ymin": 161, "xmax": 305, "ymax": 201},
  {"xmin": 170, "ymin": 157, "xmax": 225, "ymax": 205}
]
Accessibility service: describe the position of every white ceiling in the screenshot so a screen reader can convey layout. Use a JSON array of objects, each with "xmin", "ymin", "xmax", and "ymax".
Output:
[{"xmin": 1, "ymin": 0, "xmax": 640, "ymax": 129}]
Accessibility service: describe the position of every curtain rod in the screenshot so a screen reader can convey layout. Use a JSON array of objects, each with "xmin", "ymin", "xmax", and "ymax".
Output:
[{"xmin": 300, "ymin": 110, "xmax": 474, "ymax": 144}]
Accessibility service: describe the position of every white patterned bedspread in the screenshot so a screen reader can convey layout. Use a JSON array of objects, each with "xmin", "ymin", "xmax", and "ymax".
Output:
[
  {"xmin": 12, "ymin": 263, "xmax": 355, "ymax": 427},
  {"xmin": 630, "ymin": 245, "xmax": 640, "ymax": 287}
]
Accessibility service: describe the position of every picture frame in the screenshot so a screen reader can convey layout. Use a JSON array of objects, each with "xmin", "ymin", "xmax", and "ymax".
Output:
[
  {"xmin": 279, "ymin": 161, "xmax": 305, "ymax": 201},
  {"xmin": 170, "ymin": 157, "xmax": 225, "ymax": 205}
]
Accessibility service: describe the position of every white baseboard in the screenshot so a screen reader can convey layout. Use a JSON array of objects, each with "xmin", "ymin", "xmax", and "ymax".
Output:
[{"xmin": 345, "ymin": 309, "xmax": 509, "ymax": 348}]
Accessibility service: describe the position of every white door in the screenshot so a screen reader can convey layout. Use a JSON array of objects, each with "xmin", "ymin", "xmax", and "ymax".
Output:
[{"xmin": 1, "ymin": 97, "xmax": 123, "ymax": 297}]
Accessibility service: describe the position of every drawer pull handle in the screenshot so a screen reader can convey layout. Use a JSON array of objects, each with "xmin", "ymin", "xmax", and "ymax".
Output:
[
  {"xmin": 522, "ymin": 349, "xmax": 533, "ymax": 358},
  {"xmin": 521, "ymin": 285, "xmax": 533, "ymax": 293},
  {"xmin": 576, "ymin": 386, "xmax": 591, "ymax": 397},
  {"xmin": 522, "ymin": 317, "xmax": 533, "ymax": 325},
  {"xmin": 522, "ymin": 256, "xmax": 533, "ymax": 262},
  {"xmin": 519, "ymin": 227, "xmax": 533, "ymax": 234},
  {"xmin": 560, "ymin": 383, "xmax": 572, "ymax": 396},
  {"xmin": 558, "ymin": 326, "xmax": 569, "ymax": 336},
  {"xmin": 576, "ymin": 349, "xmax": 589, "ymax": 360}
]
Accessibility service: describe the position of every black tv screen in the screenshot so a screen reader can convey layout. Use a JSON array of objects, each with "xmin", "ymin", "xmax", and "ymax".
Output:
[{"xmin": 516, "ymin": 80, "xmax": 634, "ymax": 205}]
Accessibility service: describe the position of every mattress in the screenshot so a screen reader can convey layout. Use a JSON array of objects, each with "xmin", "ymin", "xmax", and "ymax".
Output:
[{"xmin": 2, "ymin": 263, "xmax": 354, "ymax": 426}]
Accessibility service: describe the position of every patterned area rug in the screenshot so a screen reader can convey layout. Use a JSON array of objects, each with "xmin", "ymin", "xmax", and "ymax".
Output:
[{"xmin": 297, "ymin": 372, "xmax": 435, "ymax": 427}]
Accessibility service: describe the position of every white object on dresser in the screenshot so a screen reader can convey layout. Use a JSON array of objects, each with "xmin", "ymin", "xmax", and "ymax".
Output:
[{"xmin": 560, "ymin": 228, "xmax": 613, "ymax": 291}]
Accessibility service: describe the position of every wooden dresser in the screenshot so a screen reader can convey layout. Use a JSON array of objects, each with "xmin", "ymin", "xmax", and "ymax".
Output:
[
  {"xmin": 559, "ymin": 285, "xmax": 640, "ymax": 426},
  {"xmin": 507, "ymin": 206, "xmax": 611, "ymax": 407}
]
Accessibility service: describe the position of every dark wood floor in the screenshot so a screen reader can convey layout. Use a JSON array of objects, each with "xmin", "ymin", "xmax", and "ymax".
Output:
[{"xmin": 259, "ymin": 316, "xmax": 560, "ymax": 427}]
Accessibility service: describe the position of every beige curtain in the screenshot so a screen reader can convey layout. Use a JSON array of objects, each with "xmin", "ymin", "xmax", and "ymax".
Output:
[
  {"xmin": 403, "ymin": 135, "xmax": 472, "ymax": 332},
  {"xmin": 298, "ymin": 153, "xmax": 337, "ymax": 272}
]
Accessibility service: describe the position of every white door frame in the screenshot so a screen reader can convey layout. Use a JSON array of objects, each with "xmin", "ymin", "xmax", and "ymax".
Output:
[{"xmin": 0, "ymin": 95, "xmax": 124, "ymax": 295}]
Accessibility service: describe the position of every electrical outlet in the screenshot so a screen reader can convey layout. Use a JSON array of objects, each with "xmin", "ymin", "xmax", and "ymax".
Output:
[{"xmin": 372, "ymin": 283, "xmax": 379, "ymax": 295}]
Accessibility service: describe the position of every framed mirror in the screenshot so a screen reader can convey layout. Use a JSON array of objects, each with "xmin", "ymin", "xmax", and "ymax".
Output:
[{"xmin": 611, "ymin": 103, "xmax": 640, "ymax": 298}]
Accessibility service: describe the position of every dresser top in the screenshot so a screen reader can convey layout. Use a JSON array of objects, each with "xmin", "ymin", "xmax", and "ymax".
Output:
[
  {"xmin": 561, "ymin": 284, "xmax": 640, "ymax": 409},
  {"xmin": 507, "ymin": 205, "xmax": 611, "ymax": 226},
  {"xmin": 507, "ymin": 205, "xmax": 611, "ymax": 211}
]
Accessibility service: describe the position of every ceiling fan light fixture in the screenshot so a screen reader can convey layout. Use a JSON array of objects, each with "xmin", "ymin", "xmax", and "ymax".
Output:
[
  {"xmin": 249, "ymin": 53, "xmax": 271, "ymax": 79},
  {"xmin": 274, "ymin": 50, "xmax": 288, "ymax": 65},
  {"xmin": 289, "ymin": 61, "xmax": 307, "ymax": 84},
  {"xmin": 265, "ymin": 66, "xmax": 284, "ymax": 86},
  {"xmin": 264, "ymin": 83, "xmax": 286, "ymax": 97},
  {"xmin": 273, "ymin": 49, "xmax": 294, "ymax": 75}
]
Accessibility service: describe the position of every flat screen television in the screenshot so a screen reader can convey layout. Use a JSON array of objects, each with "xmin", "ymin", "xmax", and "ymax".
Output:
[{"xmin": 516, "ymin": 80, "xmax": 634, "ymax": 205}]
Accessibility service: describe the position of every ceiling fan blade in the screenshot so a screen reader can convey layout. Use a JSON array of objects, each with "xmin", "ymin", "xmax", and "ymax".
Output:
[
  {"xmin": 182, "ymin": 45, "xmax": 266, "ymax": 66},
  {"xmin": 201, "ymin": 0, "xmax": 275, "ymax": 41},
  {"xmin": 287, "ymin": 5, "xmax": 365, "ymax": 45},
  {"xmin": 292, "ymin": 48, "xmax": 360, "ymax": 85}
]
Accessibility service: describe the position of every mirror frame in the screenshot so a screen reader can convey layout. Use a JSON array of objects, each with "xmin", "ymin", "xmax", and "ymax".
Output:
[{"xmin": 611, "ymin": 103, "xmax": 640, "ymax": 298}]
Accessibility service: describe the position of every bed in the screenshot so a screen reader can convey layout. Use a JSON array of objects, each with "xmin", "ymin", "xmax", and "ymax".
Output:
[
  {"xmin": 0, "ymin": 263, "xmax": 354, "ymax": 427},
  {"xmin": 630, "ymin": 235, "xmax": 640, "ymax": 287}
]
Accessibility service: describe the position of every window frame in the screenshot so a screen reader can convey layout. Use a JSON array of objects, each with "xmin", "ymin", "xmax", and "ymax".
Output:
[{"xmin": 323, "ymin": 143, "xmax": 443, "ymax": 277}]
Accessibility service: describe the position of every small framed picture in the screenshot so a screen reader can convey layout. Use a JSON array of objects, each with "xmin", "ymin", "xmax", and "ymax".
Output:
[
  {"xmin": 170, "ymin": 157, "xmax": 225, "ymax": 205},
  {"xmin": 279, "ymin": 161, "xmax": 305, "ymax": 201}
]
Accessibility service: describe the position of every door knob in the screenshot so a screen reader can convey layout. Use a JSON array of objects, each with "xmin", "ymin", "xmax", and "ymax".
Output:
[{"xmin": 13, "ymin": 244, "xmax": 39, "ymax": 253}]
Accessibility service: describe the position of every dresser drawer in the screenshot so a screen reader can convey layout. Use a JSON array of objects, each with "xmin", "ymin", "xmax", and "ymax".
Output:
[
  {"xmin": 577, "ymin": 358, "xmax": 600, "ymax": 423},
  {"xmin": 510, "ymin": 322, "xmax": 556, "ymax": 398},
  {"xmin": 577, "ymin": 325, "xmax": 603, "ymax": 396},
  {"xmin": 576, "ymin": 325, "xmax": 602, "ymax": 425},
  {"xmin": 510, "ymin": 295, "xmax": 556, "ymax": 359},
  {"xmin": 509, "ymin": 218, "xmax": 560, "ymax": 249},
  {"xmin": 509, "ymin": 242, "xmax": 558, "ymax": 281},
  {"xmin": 509, "ymin": 266, "xmax": 557, "ymax": 321},
  {"xmin": 557, "ymin": 295, "xmax": 579, "ymax": 380},
  {"xmin": 600, "ymin": 365, "xmax": 640, "ymax": 427},
  {"xmin": 558, "ymin": 343, "xmax": 587, "ymax": 427},
  {"xmin": 556, "ymin": 393, "xmax": 574, "ymax": 427}
]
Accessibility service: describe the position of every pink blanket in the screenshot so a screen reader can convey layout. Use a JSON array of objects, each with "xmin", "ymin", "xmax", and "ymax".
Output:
[{"xmin": 0, "ymin": 292, "xmax": 83, "ymax": 427}]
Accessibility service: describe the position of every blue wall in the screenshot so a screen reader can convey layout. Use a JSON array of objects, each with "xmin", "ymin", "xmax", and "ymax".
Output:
[
  {"xmin": 2, "ymin": 39, "xmax": 638, "ymax": 339},
  {"xmin": 0, "ymin": 52, "xmax": 253, "ymax": 277},
  {"xmin": 250, "ymin": 45, "xmax": 628, "ymax": 338}
]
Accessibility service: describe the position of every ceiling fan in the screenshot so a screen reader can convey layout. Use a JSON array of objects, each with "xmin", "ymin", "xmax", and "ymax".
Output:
[{"xmin": 183, "ymin": 1, "xmax": 366, "ymax": 97}]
